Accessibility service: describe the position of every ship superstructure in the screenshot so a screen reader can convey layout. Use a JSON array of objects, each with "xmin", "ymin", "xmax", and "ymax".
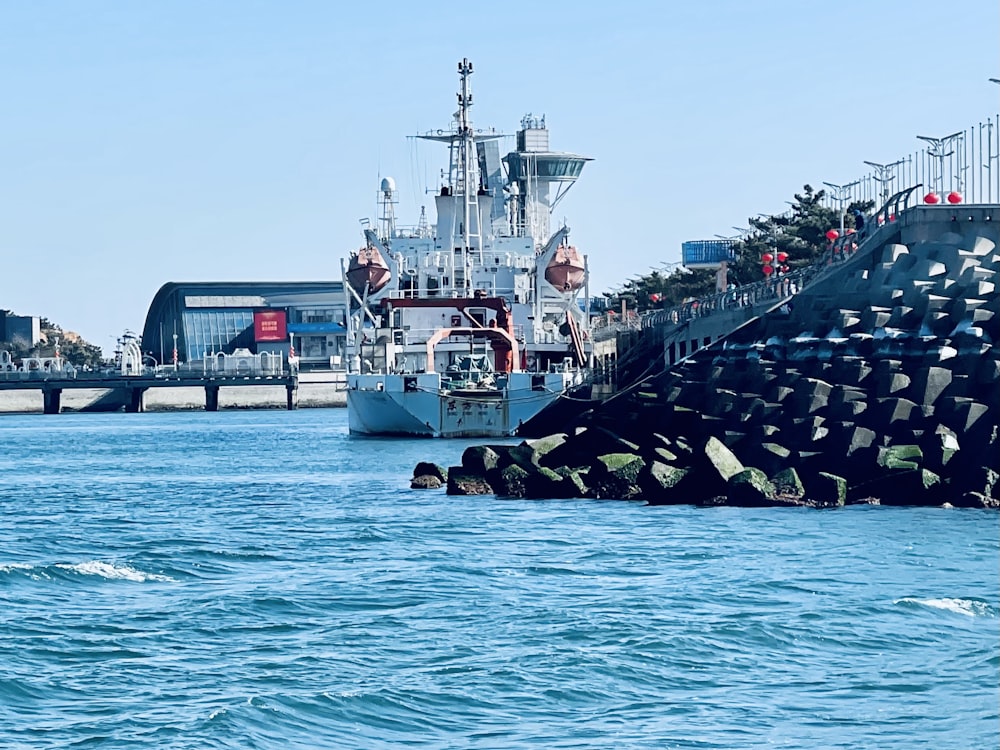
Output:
[{"xmin": 342, "ymin": 59, "xmax": 593, "ymax": 437}]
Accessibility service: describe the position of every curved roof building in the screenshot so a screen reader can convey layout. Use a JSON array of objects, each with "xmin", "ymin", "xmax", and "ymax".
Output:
[{"xmin": 141, "ymin": 281, "xmax": 348, "ymax": 368}]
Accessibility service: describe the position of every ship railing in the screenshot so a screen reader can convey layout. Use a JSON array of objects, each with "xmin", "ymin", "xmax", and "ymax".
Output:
[{"xmin": 383, "ymin": 324, "xmax": 527, "ymax": 342}]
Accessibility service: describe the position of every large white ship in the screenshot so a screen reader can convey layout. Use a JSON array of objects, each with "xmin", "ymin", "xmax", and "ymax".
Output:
[{"xmin": 342, "ymin": 59, "xmax": 593, "ymax": 437}]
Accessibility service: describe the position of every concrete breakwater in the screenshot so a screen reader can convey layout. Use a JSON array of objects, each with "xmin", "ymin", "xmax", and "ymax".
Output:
[{"xmin": 414, "ymin": 206, "xmax": 999, "ymax": 508}]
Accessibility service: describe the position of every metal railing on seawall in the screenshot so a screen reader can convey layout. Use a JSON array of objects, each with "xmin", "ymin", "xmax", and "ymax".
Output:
[{"xmin": 641, "ymin": 185, "xmax": 930, "ymax": 334}]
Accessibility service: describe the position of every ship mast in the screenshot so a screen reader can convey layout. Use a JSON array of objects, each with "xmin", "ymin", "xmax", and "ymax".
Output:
[{"xmin": 456, "ymin": 59, "xmax": 479, "ymax": 294}]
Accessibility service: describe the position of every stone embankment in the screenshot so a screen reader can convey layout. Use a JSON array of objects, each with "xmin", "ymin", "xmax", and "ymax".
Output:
[{"xmin": 413, "ymin": 207, "xmax": 999, "ymax": 508}]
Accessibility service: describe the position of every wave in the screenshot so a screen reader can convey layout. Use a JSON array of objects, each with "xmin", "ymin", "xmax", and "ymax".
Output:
[
  {"xmin": 894, "ymin": 597, "xmax": 998, "ymax": 618},
  {"xmin": 1, "ymin": 560, "xmax": 175, "ymax": 583}
]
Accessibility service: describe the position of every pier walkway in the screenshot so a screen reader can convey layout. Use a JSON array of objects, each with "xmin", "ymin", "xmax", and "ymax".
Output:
[{"xmin": 0, "ymin": 370, "xmax": 299, "ymax": 414}]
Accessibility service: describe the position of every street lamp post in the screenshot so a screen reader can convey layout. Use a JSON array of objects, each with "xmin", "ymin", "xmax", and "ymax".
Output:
[
  {"xmin": 916, "ymin": 131, "xmax": 965, "ymax": 195},
  {"xmin": 863, "ymin": 159, "xmax": 907, "ymax": 204},
  {"xmin": 823, "ymin": 180, "xmax": 860, "ymax": 236},
  {"xmin": 172, "ymin": 333, "xmax": 178, "ymax": 369}
]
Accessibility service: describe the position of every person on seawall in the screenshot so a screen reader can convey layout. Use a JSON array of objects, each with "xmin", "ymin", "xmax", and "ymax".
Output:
[{"xmin": 853, "ymin": 208, "xmax": 866, "ymax": 236}]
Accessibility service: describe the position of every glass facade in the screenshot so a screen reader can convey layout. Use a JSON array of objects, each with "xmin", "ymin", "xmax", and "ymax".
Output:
[{"xmin": 182, "ymin": 310, "xmax": 256, "ymax": 360}]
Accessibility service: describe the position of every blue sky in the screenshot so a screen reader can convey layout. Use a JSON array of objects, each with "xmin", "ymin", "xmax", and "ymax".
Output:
[{"xmin": 1, "ymin": 0, "xmax": 997, "ymax": 352}]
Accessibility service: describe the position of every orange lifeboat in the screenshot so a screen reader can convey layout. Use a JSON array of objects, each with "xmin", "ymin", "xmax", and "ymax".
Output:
[
  {"xmin": 544, "ymin": 244, "xmax": 585, "ymax": 292},
  {"xmin": 346, "ymin": 245, "xmax": 391, "ymax": 296}
]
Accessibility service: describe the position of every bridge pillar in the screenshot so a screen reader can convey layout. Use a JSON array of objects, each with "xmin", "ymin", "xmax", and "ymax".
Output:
[
  {"xmin": 205, "ymin": 385, "xmax": 220, "ymax": 412},
  {"xmin": 125, "ymin": 387, "xmax": 146, "ymax": 413},
  {"xmin": 43, "ymin": 388, "xmax": 62, "ymax": 414},
  {"xmin": 286, "ymin": 379, "xmax": 298, "ymax": 410}
]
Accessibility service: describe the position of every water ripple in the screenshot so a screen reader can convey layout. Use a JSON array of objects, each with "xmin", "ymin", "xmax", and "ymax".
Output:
[{"xmin": 0, "ymin": 410, "xmax": 996, "ymax": 749}]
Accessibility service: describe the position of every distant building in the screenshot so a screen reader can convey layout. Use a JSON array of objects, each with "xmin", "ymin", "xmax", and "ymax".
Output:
[
  {"xmin": 141, "ymin": 281, "xmax": 349, "ymax": 370},
  {"xmin": 682, "ymin": 239, "xmax": 738, "ymax": 292},
  {"xmin": 0, "ymin": 311, "xmax": 41, "ymax": 347},
  {"xmin": 681, "ymin": 240, "xmax": 737, "ymax": 269}
]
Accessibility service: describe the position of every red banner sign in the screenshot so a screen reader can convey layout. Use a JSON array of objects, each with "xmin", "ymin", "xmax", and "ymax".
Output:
[{"xmin": 253, "ymin": 310, "xmax": 287, "ymax": 342}]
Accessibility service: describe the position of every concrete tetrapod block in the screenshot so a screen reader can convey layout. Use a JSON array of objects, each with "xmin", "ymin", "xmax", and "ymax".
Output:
[
  {"xmin": 641, "ymin": 461, "xmax": 691, "ymax": 505},
  {"xmin": 864, "ymin": 466, "xmax": 944, "ymax": 506},
  {"xmin": 886, "ymin": 305, "xmax": 918, "ymax": 329},
  {"xmin": 697, "ymin": 436, "xmax": 746, "ymax": 487},
  {"xmin": 873, "ymin": 369, "xmax": 912, "ymax": 398},
  {"xmin": 588, "ymin": 453, "xmax": 646, "ymax": 500},
  {"xmin": 410, "ymin": 474, "xmax": 443, "ymax": 489},
  {"xmin": 968, "ymin": 234, "xmax": 997, "ymax": 258},
  {"xmin": 447, "ymin": 468, "xmax": 494, "ymax": 496},
  {"xmin": 740, "ymin": 441, "xmax": 793, "ymax": 477},
  {"xmin": 877, "ymin": 444, "xmax": 923, "ymax": 471},
  {"xmin": 918, "ymin": 425, "xmax": 960, "ymax": 472},
  {"xmin": 727, "ymin": 468, "xmax": 779, "ymax": 507},
  {"xmin": 829, "ymin": 384, "xmax": 868, "ymax": 409},
  {"xmin": 771, "ymin": 467, "xmax": 805, "ymax": 501},
  {"xmin": 909, "ymin": 366, "xmax": 953, "ymax": 407},
  {"xmin": 881, "ymin": 243, "xmax": 910, "ymax": 264},
  {"xmin": 873, "ymin": 397, "xmax": 920, "ymax": 431},
  {"xmin": 491, "ymin": 463, "xmax": 532, "ymax": 498},
  {"xmin": 829, "ymin": 358, "xmax": 873, "ymax": 387},
  {"xmin": 803, "ymin": 471, "xmax": 846, "ymax": 507},
  {"xmin": 792, "ymin": 378, "xmax": 832, "ymax": 415},
  {"xmin": 861, "ymin": 306, "xmax": 892, "ymax": 331},
  {"xmin": 413, "ymin": 461, "xmax": 448, "ymax": 483},
  {"xmin": 936, "ymin": 396, "xmax": 992, "ymax": 437},
  {"xmin": 461, "ymin": 445, "xmax": 505, "ymax": 475}
]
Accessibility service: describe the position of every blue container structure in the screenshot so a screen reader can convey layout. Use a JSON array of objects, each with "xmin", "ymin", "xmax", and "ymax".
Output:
[{"xmin": 682, "ymin": 240, "xmax": 737, "ymax": 268}]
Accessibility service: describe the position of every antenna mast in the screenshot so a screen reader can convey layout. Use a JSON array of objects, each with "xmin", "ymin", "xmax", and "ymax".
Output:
[{"xmin": 457, "ymin": 59, "xmax": 480, "ymax": 293}]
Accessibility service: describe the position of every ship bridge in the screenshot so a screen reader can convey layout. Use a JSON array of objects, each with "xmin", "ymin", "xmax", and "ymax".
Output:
[{"xmin": 503, "ymin": 115, "xmax": 591, "ymax": 243}]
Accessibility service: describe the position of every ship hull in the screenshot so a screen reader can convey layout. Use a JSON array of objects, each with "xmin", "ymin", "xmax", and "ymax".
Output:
[{"xmin": 347, "ymin": 371, "xmax": 576, "ymax": 437}]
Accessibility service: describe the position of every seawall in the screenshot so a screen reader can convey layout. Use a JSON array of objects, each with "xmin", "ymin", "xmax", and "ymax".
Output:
[{"xmin": 424, "ymin": 205, "xmax": 999, "ymax": 508}]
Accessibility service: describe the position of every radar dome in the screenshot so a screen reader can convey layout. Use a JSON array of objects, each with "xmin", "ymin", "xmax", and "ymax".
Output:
[{"xmin": 380, "ymin": 177, "xmax": 396, "ymax": 194}]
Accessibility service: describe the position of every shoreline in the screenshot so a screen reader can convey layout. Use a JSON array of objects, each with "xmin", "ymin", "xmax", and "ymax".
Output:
[{"xmin": 0, "ymin": 372, "xmax": 347, "ymax": 414}]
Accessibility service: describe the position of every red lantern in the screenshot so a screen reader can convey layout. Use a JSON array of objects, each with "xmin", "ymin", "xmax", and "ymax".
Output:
[
  {"xmin": 761, "ymin": 264, "xmax": 774, "ymax": 276},
  {"xmin": 761, "ymin": 252, "xmax": 774, "ymax": 263},
  {"xmin": 946, "ymin": 191, "xmax": 962, "ymax": 204},
  {"xmin": 776, "ymin": 251, "xmax": 788, "ymax": 263},
  {"xmin": 877, "ymin": 215, "xmax": 885, "ymax": 225},
  {"xmin": 825, "ymin": 229, "xmax": 839, "ymax": 241},
  {"xmin": 924, "ymin": 192, "xmax": 940, "ymax": 204},
  {"xmin": 888, "ymin": 213, "xmax": 896, "ymax": 222},
  {"xmin": 780, "ymin": 265, "xmax": 790, "ymax": 273}
]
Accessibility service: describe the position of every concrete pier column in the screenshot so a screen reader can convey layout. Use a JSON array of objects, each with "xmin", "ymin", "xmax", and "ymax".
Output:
[
  {"xmin": 43, "ymin": 388, "xmax": 62, "ymax": 414},
  {"xmin": 205, "ymin": 385, "xmax": 220, "ymax": 412},
  {"xmin": 125, "ymin": 387, "xmax": 146, "ymax": 413}
]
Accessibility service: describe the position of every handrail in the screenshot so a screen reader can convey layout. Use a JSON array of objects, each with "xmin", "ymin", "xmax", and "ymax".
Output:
[{"xmin": 639, "ymin": 185, "xmax": 926, "ymax": 333}]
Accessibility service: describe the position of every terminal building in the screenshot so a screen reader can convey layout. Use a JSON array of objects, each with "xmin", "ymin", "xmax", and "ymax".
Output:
[
  {"xmin": 140, "ymin": 281, "xmax": 350, "ymax": 370},
  {"xmin": 0, "ymin": 311, "xmax": 42, "ymax": 347}
]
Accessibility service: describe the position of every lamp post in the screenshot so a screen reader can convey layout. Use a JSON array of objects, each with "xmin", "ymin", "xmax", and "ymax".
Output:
[
  {"xmin": 917, "ymin": 131, "xmax": 964, "ymax": 195},
  {"xmin": 172, "ymin": 333, "xmax": 178, "ymax": 369},
  {"xmin": 823, "ymin": 180, "xmax": 860, "ymax": 236},
  {"xmin": 863, "ymin": 159, "xmax": 906, "ymax": 204}
]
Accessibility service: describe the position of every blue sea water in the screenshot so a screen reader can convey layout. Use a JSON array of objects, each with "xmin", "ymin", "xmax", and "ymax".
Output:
[{"xmin": 0, "ymin": 409, "xmax": 996, "ymax": 749}]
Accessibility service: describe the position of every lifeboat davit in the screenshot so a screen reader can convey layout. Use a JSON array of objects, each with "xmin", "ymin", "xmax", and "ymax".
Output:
[
  {"xmin": 346, "ymin": 246, "xmax": 391, "ymax": 296},
  {"xmin": 544, "ymin": 244, "xmax": 585, "ymax": 292}
]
